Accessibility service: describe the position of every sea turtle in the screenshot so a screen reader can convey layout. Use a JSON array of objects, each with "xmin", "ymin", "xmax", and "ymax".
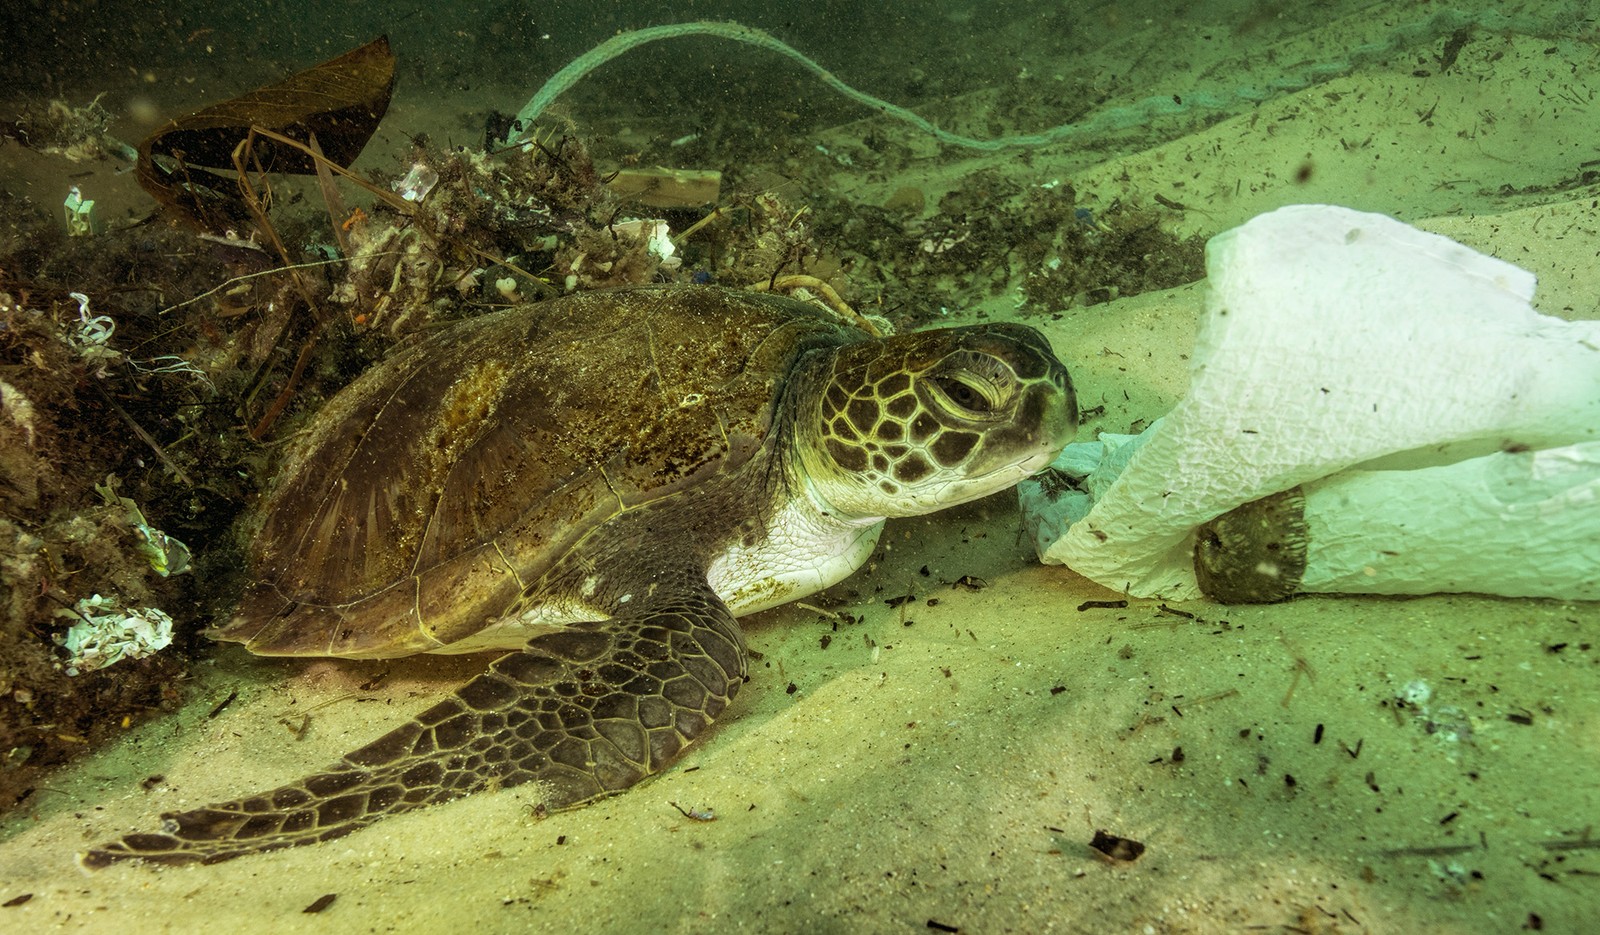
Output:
[{"xmin": 83, "ymin": 284, "xmax": 1075, "ymax": 867}]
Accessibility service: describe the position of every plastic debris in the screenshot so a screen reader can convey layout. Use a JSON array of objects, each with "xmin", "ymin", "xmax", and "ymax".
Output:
[
  {"xmin": 62, "ymin": 293, "xmax": 211, "ymax": 386},
  {"xmin": 66, "ymin": 291, "xmax": 121, "ymax": 373},
  {"xmin": 611, "ymin": 218, "xmax": 681, "ymax": 270},
  {"xmin": 96, "ymin": 475, "xmax": 192, "ymax": 576},
  {"xmin": 1021, "ymin": 205, "xmax": 1600, "ymax": 602},
  {"xmin": 63, "ymin": 185, "xmax": 96, "ymax": 236},
  {"xmin": 54, "ymin": 594, "xmax": 175, "ymax": 676},
  {"xmin": 395, "ymin": 162, "xmax": 439, "ymax": 203}
]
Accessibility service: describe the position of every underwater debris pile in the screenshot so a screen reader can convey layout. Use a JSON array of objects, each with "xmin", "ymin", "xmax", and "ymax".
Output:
[
  {"xmin": 0, "ymin": 270, "xmax": 207, "ymax": 814},
  {"xmin": 329, "ymin": 134, "xmax": 845, "ymax": 329},
  {"xmin": 330, "ymin": 132, "xmax": 836, "ymax": 331},
  {"xmin": 355, "ymin": 135, "xmax": 625, "ymax": 328},
  {"xmin": 0, "ymin": 95, "xmax": 129, "ymax": 164},
  {"xmin": 326, "ymin": 137, "xmax": 610, "ymax": 334},
  {"xmin": 0, "ymin": 35, "xmax": 932, "ymax": 814},
  {"xmin": 682, "ymin": 189, "xmax": 831, "ymax": 289},
  {"xmin": 810, "ymin": 172, "xmax": 1204, "ymax": 328}
]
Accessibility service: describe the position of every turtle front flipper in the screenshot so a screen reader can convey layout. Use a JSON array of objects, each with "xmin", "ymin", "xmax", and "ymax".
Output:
[{"xmin": 81, "ymin": 591, "xmax": 748, "ymax": 868}]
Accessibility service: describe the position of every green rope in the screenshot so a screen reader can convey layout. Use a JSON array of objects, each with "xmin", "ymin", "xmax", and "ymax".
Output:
[
  {"xmin": 507, "ymin": 12, "xmax": 1572, "ymax": 152},
  {"xmin": 507, "ymin": 22, "xmax": 990, "ymax": 148}
]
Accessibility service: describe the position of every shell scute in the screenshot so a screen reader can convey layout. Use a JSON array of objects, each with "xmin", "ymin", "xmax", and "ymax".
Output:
[{"xmin": 217, "ymin": 287, "xmax": 857, "ymax": 657}]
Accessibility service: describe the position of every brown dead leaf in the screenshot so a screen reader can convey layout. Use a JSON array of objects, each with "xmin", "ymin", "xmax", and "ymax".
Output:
[{"xmin": 136, "ymin": 36, "xmax": 395, "ymax": 228}]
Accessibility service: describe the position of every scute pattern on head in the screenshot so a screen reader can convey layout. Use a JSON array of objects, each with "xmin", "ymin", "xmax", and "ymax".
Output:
[{"xmin": 801, "ymin": 322, "xmax": 1076, "ymax": 516}]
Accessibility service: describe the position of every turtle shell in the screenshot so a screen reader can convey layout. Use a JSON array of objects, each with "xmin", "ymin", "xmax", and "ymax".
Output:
[{"xmin": 216, "ymin": 286, "xmax": 861, "ymax": 658}]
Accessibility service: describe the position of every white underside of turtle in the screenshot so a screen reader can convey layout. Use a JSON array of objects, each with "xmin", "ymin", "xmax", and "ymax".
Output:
[{"xmin": 441, "ymin": 488, "xmax": 887, "ymax": 654}]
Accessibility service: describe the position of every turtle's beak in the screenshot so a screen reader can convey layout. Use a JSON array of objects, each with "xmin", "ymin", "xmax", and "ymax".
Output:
[{"xmin": 1036, "ymin": 371, "xmax": 1078, "ymax": 464}]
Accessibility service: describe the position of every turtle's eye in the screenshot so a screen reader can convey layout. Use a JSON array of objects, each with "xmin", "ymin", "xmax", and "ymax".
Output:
[{"xmin": 933, "ymin": 373, "xmax": 997, "ymax": 415}]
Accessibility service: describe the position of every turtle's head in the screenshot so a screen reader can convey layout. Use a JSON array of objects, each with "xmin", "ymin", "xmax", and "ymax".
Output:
[{"xmin": 798, "ymin": 323, "xmax": 1076, "ymax": 519}]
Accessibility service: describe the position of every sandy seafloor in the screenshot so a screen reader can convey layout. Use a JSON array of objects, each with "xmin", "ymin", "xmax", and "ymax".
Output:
[{"xmin": 3, "ymin": 1, "xmax": 1600, "ymax": 932}]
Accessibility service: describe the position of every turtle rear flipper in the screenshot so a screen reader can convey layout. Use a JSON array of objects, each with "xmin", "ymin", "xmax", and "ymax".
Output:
[{"xmin": 81, "ymin": 591, "xmax": 748, "ymax": 868}]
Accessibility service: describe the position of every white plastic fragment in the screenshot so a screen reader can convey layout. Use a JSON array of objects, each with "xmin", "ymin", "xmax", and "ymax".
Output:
[
  {"xmin": 1021, "ymin": 204, "xmax": 1600, "ymax": 601},
  {"xmin": 54, "ymin": 594, "xmax": 175, "ymax": 676},
  {"xmin": 644, "ymin": 220, "xmax": 680, "ymax": 270},
  {"xmin": 65, "ymin": 291, "xmax": 121, "ymax": 374},
  {"xmin": 610, "ymin": 218, "xmax": 682, "ymax": 270},
  {"xmin": 395, "ymin": 162, "xmax": 439, "ymax": 203}
]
